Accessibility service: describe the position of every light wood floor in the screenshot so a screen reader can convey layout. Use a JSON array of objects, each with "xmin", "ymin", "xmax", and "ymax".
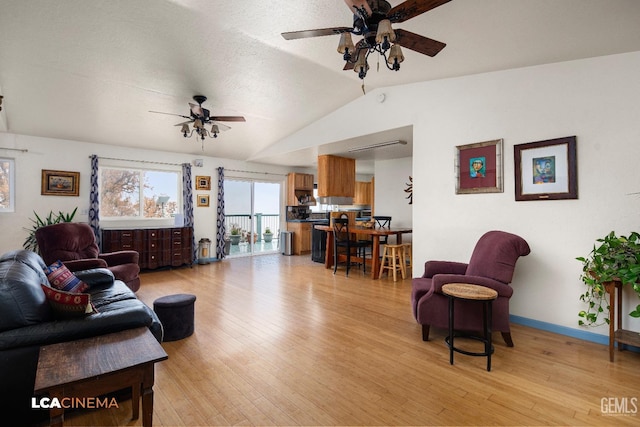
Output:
[{"xmin": 61, "ymin": 254, "xmax": 639, "ymax": 426}]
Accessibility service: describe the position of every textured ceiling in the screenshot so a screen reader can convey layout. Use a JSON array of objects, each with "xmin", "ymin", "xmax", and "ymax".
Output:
[{"xmin": 1, "ymin": 0, "xmax": 640, "ymax": 169}]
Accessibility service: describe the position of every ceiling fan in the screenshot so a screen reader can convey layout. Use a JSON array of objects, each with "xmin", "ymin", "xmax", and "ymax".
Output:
[
  {"xmin": 282, "ymin": 0, "xmax": 450, "ymax": 79},
  {"xmin": 149, "ymin": 95, "xmax": 245, "ymax": 140}
]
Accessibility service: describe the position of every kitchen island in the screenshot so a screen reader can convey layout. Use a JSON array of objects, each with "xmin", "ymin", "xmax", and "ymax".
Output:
[{"xmin": 314, "ymin": 224, "xmax": 412, "ymax": 279}]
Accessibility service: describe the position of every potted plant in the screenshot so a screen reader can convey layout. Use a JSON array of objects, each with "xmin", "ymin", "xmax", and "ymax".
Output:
[
  {"xmin": 23, "ymin": 208, "xmax": 78, "ymax": 253},
  {"xmin": 229, "ymin": 225, "xmax": 241, "ymax": 245},
  {"xmin": 263, "ymin": 227, "xmax": 274, "ymax": 243},
  {"xmin": 577, "ymin": 231, "xmax": 640, "ymax": 326}
]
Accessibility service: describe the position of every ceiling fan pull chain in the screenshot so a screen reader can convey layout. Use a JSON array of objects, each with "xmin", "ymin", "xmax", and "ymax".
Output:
[{"xmin": 361, "ymin": 81, "xmax": 366, "ymax": 95}]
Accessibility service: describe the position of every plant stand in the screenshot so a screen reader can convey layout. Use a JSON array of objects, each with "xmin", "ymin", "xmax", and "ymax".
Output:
[{"xmin": 605, "ymin": 281, "xmax": 640, "ymax": 362}]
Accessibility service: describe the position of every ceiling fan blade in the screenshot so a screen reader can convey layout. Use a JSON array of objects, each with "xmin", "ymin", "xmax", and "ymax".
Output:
[
  {"xmin": 189, "ymin": 102, "xmax": 203, "ymax": 117},
  {"xmin": 212, "ymin": 122, "xmax": 232, "ymax": 132},
  {"xmin": 282, "ymin": 27, "xmax": 353, "ymax": 40},
  {"xmin": 149, "ymin": 111, "xmax": 191, "ymax": 119},
  {"xmin": 174, "ymin": 120, "xmax": 193, "ymax": 126},
  {"xmin": 394, "ymin": 29, "xmax": 446, "ymax": 57},
  {"xmin": 210, "ymin": 116, "xmax": 246, "ymax": 122},
  {"xmin": 388, "ymin": 0, "xmax": 451, "ymax": 23}
]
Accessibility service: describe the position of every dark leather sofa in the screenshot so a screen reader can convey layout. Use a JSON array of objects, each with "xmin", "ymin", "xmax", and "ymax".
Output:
[{"xmin": 0, "ymin": 249, "xmax": 162, "ymax": 423}]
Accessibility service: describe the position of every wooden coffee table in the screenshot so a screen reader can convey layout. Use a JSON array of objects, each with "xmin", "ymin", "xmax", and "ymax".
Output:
[{"xmin": 34, "ymin": 327, "xmax": 168, "ymax": 427}]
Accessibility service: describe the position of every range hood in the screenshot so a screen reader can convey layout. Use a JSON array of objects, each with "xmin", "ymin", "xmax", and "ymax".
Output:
[{"xmin": 316, "ymin": 196, "xmax": 354, "ymax": 206}]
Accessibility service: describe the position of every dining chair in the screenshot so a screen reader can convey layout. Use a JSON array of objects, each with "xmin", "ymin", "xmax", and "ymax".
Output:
[{"xmin": 333, "ymin": 218, "xmax": 370, "ymax": 276}]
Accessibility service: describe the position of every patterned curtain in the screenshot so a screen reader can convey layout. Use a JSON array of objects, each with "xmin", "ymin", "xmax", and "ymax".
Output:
[
  {"xmin": 216, "ymin": 167, "xmax": 226, "ymax": 259},
  {"xmin": 89, "ymin": 155, "xmax": 101, "ymax": 249},
  {"xmin": 182, "ymin": 163, "xmax": 196, "ymax": 262}
]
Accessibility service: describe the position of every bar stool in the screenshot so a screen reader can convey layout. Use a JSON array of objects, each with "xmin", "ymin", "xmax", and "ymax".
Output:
[
  {"xmin": 379, "ymin": 244, "xmax": 405, "ymax": 281},
  {"xmin": 441, "ymin": 283, "xmax": 498, "ymax": 371}
]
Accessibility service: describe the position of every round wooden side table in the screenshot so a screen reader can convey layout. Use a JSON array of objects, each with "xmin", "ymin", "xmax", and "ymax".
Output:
[{"xmin": 441, "ymin": 283, "xmax": 498, "ymax": 371}]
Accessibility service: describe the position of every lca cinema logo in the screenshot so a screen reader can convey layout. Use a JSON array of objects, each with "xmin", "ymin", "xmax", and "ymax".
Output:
[
  {"xmin": 32, "ymin": 396, "xmax": 119, "ymax": 410},
  {"xmin": 601, "ymin": 397, "xmax": 638, "ymax": 416}
]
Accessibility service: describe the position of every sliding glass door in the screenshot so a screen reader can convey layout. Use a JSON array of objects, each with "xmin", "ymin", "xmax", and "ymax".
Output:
[{"xmin": 224, "ymin": 178, "xmax": 281, "ymax": 257}]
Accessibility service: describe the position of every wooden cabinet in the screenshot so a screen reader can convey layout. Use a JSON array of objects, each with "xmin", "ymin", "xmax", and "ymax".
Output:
[
  {"xmin": 287, "ymin": 173, "xmax": 316, "ymax": 206},
  {"xmin": 102, "ymin": 227, "xmax": 193, "ymax": 270},
  {"xmin": 286, "ymin": 221, "xmax": 312, "ymax": 255},
  {"xmin": 317, "ymin": 155, "xmax": 355, "ymax": 198},
  {"xmin": 354, "ymin": 180, "xmax": 372, "ymax": 206}
]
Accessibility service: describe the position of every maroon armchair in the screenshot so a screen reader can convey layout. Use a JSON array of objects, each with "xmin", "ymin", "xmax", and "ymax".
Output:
[
  {"xmin": 411, "ymin": 230, "xmax": 530, "ymax": 347},
  {"xmin": 35, "ymin": 222, "xmax": 141, "ymax": 292}
]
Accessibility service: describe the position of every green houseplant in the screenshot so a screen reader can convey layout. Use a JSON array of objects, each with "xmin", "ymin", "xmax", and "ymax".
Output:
[
  {"xmin": 577, "ymin": 231, "xmax": 640, "ymax": 326},
  {"xmin": 23, "ymin": 207, "xmax": 78, "ymax": 253},
  {"xmin": 263, "ymin": 227, "xmax": 273, "ymax": 243},
  {"xmin": 229, "ymin": 224, "xmax": 241, "ymax": 245}
]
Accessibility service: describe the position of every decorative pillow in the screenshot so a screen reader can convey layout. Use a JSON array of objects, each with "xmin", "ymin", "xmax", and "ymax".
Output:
[
  {"xmin": 44, "ymin": 260, "xmax": 88, "ymax": 293},
  {"xmin": 40, "ymin": 284, "xmax": 97, "ymax": 318}
]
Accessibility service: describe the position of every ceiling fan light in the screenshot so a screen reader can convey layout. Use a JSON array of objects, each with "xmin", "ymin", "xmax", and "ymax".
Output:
[
  {"xmin": 194, "ymin": 119, "xmax": 203, "ymax": 129},
  {"xmin": 388, "ymin": 44, "xmax": 404, "ymax": 65},
  {"xmin": 211, "ymin": 124, "xmax": 219, "ymax": 134},
  {"xmin": 180, "ymin": 124, "xmax": 190, "ymax": 133},
  {"xmin": 375, "ymin": 19, "xmax": 395, "ymax": 45},
  {"xmin": 337, "ymin": 32, "xmax": 355, "ymax": 55},
  {"xmin": 354, "ymin": 53, "xmax": 369, "ymax": 79}
]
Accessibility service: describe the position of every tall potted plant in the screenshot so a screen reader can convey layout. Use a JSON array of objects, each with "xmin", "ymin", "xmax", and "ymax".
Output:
[
  {"xmin": 23, "ymin": 208, "xmax": 78, "ymax": 253},
  {"xmin": 577, "ymin": 231, "xmax": 640, "ymax": 326}
]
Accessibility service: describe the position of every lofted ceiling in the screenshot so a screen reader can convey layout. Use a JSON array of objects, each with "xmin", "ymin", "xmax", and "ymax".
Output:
[{"xmin": 1, "ymin": 0, "xmax": 640, "ymax": 172}]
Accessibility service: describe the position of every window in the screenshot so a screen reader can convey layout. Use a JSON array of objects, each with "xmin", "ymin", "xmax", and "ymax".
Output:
[
  {"xmin": 99, "ymin": 166, "xmax": 181, "ymax": 220},
  {"xmin": 0, "ymin": 158, "xmax": 15, "ymax": 212}
]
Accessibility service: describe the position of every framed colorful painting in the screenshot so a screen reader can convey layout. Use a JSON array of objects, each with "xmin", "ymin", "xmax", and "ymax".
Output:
[
  {"xmin": 455, "ymin": 139, "xmax": 503, "ymax": 194},
  {"xmin": 514, "ymin": 136, "xmax": 577, "ymax": 201}
]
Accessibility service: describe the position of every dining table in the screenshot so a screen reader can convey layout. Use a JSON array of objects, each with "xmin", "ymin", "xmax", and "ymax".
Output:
[{"xmin": 314, "ymin": 224, "xmax": 413, "ymax": 279}]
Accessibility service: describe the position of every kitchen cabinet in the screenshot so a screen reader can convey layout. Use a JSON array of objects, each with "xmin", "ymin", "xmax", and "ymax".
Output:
[
  {"xmin": 287, "ymin": 173, "xmax": 315, "ymax": 206},
  {"xmin": 286, "ymin": 221, "xmax": 312, "ymax": 255},
  {"xmin": 102, "ymin": 227, "xmax": 193, "ymax": 270},
  {"xmin": 317, "ymin": 155, "xmax": 355, "ymax": 198},
  {"xmin": 354, "ymin": 180, "xmax": 373, "ymax": 206}
]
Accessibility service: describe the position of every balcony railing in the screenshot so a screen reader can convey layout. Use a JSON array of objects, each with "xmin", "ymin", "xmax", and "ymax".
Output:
[{"xmin": 225, "ymin": 213, "xmax": 280, "ymax": 242}]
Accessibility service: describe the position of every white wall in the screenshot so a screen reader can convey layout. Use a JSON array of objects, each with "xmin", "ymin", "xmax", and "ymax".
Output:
[
  {"xmin": 0, "ymin": 133, "xmax": 291, "ymax": 256},
  {"xmin": 276, "ymin": 51, "xmax": 640, "ymax": 338},
  {"xmin": 374, "ymin": 157, "xmax": 412, "ymax": 233}
]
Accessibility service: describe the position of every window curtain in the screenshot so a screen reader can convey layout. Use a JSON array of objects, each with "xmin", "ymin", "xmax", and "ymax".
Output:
[
  {"xmin": 182, "ymin": 163, "xmax": 196, "ymax": 262},
  {"xmin": 216, "ymin": 167, "xmax": 226, "ymax": 259},
  {"xmin": 89, "ymin": 155, "xmax": 101, "ymax": 249}
]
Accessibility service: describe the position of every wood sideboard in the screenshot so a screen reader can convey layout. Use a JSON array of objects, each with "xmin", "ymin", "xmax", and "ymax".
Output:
[{"xmin": 102, "ymin": 227, "xmax": 193, "ymax": 269}]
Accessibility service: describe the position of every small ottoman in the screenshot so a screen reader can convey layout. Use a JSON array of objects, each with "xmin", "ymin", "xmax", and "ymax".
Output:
[{"xmin": 153, "ymin": 294, "xmax": 196, "ymax": 342}]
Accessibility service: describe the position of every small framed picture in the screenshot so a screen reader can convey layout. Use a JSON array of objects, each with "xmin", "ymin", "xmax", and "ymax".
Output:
[
  {"xmin": 197, "ymin": 194, "xmax": 210, "ymax": 207},
  {"xmin": 41, "ymin": 170, "xmax": 80, "ymax": 196},
  {"xmin": 455, "ymin": 139, "xmax": 503, "ymax": 194},
  {"xmin": 514, "ymin": 136, "xmax": 577, "ymax": 201},
  {"xmin": 196, "ymin": 175, "xmax": 211, "ymax": 190}
]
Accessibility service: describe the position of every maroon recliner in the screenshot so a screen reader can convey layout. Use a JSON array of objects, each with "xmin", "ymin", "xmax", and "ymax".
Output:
[
  {"xmin": 35, "ymin": 222, "xmax": 141, "ymax": 292},
  {"xmin": 411, "ymin": 230, "xmax": 530, "ymax": 346}
]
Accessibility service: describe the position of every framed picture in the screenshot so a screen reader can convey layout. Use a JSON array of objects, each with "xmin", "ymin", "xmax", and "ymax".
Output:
[
  {"xmin": 196, "ymin": 175, "xmax": 211, "ymax": 190},
  {"xmin": 41, "ymin": 170, "xmax": 80, "ymax": 196},
  {"xmin": 197, "ymin": 194, "xmax": 210, "ymax": 207},
  {"xmin": 514, "ymin": 136, "xmax": 577, "ymax": 201},
  {"xmin": 455, "ymin": 139, "xmax": 503, "ymax": 194}
]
